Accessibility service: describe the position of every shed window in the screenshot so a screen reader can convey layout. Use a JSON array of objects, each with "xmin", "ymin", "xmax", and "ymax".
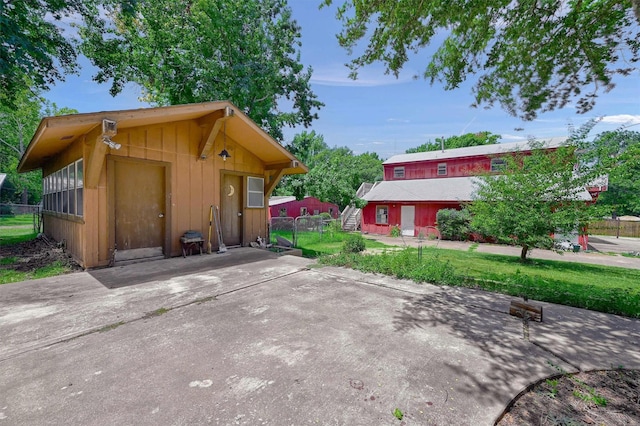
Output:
[
  {"xmin": 279, "ymin": 208, "xmax": 287, "ymax": 217},
  {"xmin": 43, "ymin": 159, "xmax": 84, "ymax": 217},
  {"xmin": 300, "ymin": 207, "xmax": 308, "ymax": 216},
  {"xmin": 247, "ymin": 176, "xmax": 264, "ymax": 208},
  {"xmin": 76, "ymin": 159, "xmax": 84, "ymax": 216},
  {"xmin": 393, "ymin": 167, "xmax": 405, "ymax": 179},
  {"xmin": 437, "ymin": 163, "xmax": 447, "ymax": 176},
  {"xmin": 491, "ymin": 158, "xmax": 506, "ymax": 172},
  {"xmin": 376, "ymin": 206, "xmax": 388, "ymax": 224}
]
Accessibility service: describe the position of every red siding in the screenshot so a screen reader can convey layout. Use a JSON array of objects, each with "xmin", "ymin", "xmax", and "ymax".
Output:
[
  {"xmin": 362, "ymin": 202, "xmax": 461, "ymax": 236},
  {"xmin": 385, "ymin": 156, "xmax": 492, "ymax": 180},
  {"xmin": 270, "ymin": 197, "xmax": 339, "ymax": 219}
]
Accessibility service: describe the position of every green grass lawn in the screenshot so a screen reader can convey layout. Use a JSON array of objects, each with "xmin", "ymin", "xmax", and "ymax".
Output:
[
  {"xmin": 0, "ymin": 214, "xmax": 38, "ymax": 246},
  {"xmin": 0, "ymin": 214, "xmax": 35, "ymax": 227},
  {"xmin": 270, "ymin": 229, "xmax": 390, "ymax": 257},
  {"xmin": 0, "ymin": 261, "xmax": 71, "ymax": 285},
  {"xmin": 1, "ymin": 214, "xmax": 73, "ymax": 284},
  {"xmin": 319, "ymin": 245, "xmax": 640, "ymax": 318}
]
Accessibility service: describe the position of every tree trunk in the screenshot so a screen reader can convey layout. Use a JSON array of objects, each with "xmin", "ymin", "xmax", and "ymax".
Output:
[
  {"xmin": 520, "ymin": 244, "xmax": 529, "ymax": 262},
  {"xmin": 21, "ymin": 188, "xmax": 28, "ymax": 204}
]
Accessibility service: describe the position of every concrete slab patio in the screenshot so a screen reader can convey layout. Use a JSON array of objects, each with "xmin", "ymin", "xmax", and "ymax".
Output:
[{"xmin": 1, "ymin": 249, "xmax": 638, "ymax": 425}]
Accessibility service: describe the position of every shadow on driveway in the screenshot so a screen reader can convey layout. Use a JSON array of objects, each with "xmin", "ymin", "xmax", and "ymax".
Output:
[{"xmin": 89, "ymin": 248, "xmax": 278, "ymax": 289}]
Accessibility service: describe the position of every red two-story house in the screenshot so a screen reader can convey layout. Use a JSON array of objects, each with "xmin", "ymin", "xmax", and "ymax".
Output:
[{"xmin": 361, "ymin": 138, "xmax": 601, "ymax": 247}]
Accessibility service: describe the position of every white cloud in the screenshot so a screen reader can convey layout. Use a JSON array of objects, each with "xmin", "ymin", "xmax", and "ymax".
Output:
[
  {"xmin": 501, "ymin": 134, "xmax": 527, "ymax": 141},
  {"xmin": 601, "ymin": 114, "xmax": 640, "ymax": 125},
  {"xmin": 386, "ymin": 118, "xmax": 410, "ymax": 123},
  {"xmin": 310, "ymin": 64, "xmax": 414, "ymax": 87}
]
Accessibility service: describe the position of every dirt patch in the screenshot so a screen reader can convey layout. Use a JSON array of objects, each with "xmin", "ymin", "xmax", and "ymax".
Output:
[
  {"xmin": 0, "ymin": 236, "xmax": 83, "ymax": 273},
  {"xmin": 497, "ymin": 369, "xmax": 640, "ymax": 425}
]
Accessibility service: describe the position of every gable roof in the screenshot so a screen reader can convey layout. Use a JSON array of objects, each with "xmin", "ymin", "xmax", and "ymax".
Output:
[
  {"xmin": 18, "ymin": 101, "xmax": 307, "ymax": 174},
  {"xmin": 363, "ymin": 177, "xmax": 479, "ymax": 202},
  {"xmin": 269, "ymin": 196, "xmax": 297, "ymax": 206},
  {"xmin": 363, "ymin": 176, "xmax": 593, "ymax": 203},
  {"xmin": 383, "ymin": 137, "xmax": 567, "ymax": 165}
]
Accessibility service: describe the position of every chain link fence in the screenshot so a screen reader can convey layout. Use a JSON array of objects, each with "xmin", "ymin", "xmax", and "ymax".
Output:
[
  {"xmin": 270, "ymin": 215, "xmax": 336, "ymax": 247},
  {"xmin": 0, "ymin": 203, "xmax": 42, "ymax": 233}
]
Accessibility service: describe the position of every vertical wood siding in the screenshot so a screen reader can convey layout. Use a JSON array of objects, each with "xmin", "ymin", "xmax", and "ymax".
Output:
[{"xmin": 44, "ymin": 118, "xmax": 271, "ymax": 268}]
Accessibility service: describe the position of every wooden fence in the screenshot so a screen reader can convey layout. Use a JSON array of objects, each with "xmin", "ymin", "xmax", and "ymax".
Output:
[{"xmin": 589, "ymin": 219, "xmax": 640, "ymax": 238}]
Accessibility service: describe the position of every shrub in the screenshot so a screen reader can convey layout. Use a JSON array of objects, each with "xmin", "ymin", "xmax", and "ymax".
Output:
[
  {"xmin": 389, "ymin": 225, "xmax": 401, "ymax": 237},
  {"xmin": 436, "ymin": 208, "xmax": 471, "ymax": 240},
  {"xmin": 342, "ymin": 233, "xmax": 366, "ymax": 253},
  {"xmin": 0, "ymin": 204, "xmax": 15, "ymax": 217}
]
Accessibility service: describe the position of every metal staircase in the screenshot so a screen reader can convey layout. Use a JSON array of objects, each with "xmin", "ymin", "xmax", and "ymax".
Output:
[{"xmin": 341, "ymin": 182, "xmax": 375, "ymax": 231}]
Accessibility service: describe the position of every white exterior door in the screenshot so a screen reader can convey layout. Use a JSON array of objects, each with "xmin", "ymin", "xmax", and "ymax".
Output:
[{"xmin": 400, "ymin": 205, "xmax": 415, "ymax": 237}]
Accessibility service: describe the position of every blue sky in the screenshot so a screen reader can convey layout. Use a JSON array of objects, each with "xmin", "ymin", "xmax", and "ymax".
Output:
[{"xmin": 45, "ymin": 1, "xmax": 640, "ymax": 159}]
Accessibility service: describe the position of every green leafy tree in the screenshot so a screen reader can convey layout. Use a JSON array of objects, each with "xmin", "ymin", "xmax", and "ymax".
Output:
[
  {"xmin": 0, "ymin": 0, "xmax": 134, "ymax": 106},
  {"xmin": 275, "ymin": 131, "xmax": 329, "ymax": 199},
  {"xmin": 469, "ymin": 140, "xmax": 603, "ymax": 261},
  {"xmin": 80, "ymin": 0, "xmax": 323, "ymax": 140},
  {"xmin": 275, "ymin": 132, "xmax": 383, "ymax": 208},
  {"xmin": 406, "ymin": 132, "xmax": 500, "ymax": 153},
  {"xmin": 0, "ymin": 90, "xmax": 78, "ymax": 204},
  {"xmin": 0, "ymin": 91, "xmax": 43, "ymax": 204},
  {"xmin": 305, "ymin": 147, "xmax": 382, "ymax": 209},
  {"xmin": 325, "ymin": 0, "xmax": 640, "ymax": 120},
  {"xmin": 585, "ymin": 130, "xmax": 640, "ymax": 216}
]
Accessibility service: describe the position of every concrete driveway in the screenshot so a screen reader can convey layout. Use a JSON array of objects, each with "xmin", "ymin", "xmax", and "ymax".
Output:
[{"xmin": 1, "ymin": 249, "xmax": 638, "ymax": 425}]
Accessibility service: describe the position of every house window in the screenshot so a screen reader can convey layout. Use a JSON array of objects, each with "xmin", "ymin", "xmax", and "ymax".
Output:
[
  {"xmin": 300, "ymin": 207, "xmax": 308, "ymax": 216},
  {"xmin": 246, "ymin": 176, "xmax": 264, "ymax": 208},
  {"xmin": 376, "ymin": 206, "xmax": 388, "ymax": 224},
  {"xmin": 491, "ymin": 158, "xmax": 506, "ymax": 172},
  {"xmin": 393, "ymin": 167, "xmax": 405, "ymax": 179},
  {"xmin": 329, "ymin": 207, "xmax": 334, "ymax": 217},
  {"xmin": 279, "ymin": 208, "xmax": 287, "ymax": 217},
  {"xmin": 313, "ymin": 209, "xmax": 319, "ymax": 215},
  {"xmin": 43, "ymin": 159, "xmax": 84, "ymax": 217},
  {"xmin": 437, "ymin": 163, "xmax": 447, "ymax": 176}
]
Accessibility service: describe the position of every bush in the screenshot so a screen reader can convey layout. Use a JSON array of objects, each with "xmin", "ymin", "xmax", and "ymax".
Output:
[
  {"xmin": 0, "ymin": 204, "xmax": 15, "ymax": 217},
  {"xmin": 342, "ymin": 233, "xmax": 366, "ymax": 253},
  {"xmin": 436, "ymin": 208, "xmax": 471, "ymax": 240},
  {"xmin": 389, "ymin": 225, "xmax": 401, "ymax": 237}
]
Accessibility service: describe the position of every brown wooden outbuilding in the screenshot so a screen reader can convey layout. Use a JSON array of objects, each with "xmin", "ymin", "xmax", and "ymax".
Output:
[{"xmin": 18, "ymin": 101, "xmax": 307, "ymax": 268}]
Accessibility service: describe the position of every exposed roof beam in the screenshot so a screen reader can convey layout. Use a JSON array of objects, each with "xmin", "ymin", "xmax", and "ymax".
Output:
[
  {"xmin": 264, "ymin": 168, "xmax": 286, "ymax": 198},
  {"xmin": 198, "ymin": 107, "xmax": 234, "ymax": 159},
  {"xmin": 265, "ymin": 160, "xmax": 300, "ymax": 171},
  {"xmin": 84, "ymin": 125, "xmax": 110, "ymax": 189}
]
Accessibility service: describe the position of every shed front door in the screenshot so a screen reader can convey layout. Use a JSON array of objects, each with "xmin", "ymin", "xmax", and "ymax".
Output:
[
  {"xmin": 401, "ymin": 205, "xmax": 415, "ymax": 237},
  {"xmin": 221, "ymin": 174, "xmax": 243, "ymax": 246},
  {"xmin": 112, "ymin": 159, "xmax": 167, "ymax": 262}
]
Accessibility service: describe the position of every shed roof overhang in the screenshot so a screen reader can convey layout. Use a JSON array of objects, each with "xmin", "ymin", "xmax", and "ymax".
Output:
[{"xmin": 17, "ymin": 101, "xmax": 307, "ymax": 176}]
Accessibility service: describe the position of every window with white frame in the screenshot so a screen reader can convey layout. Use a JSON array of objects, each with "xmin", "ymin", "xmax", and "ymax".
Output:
[
  {"xmin": 247, "ymin": 176, "xmax": 264, "ymax": 208},
  {"xmin": 279, "ymin": 208, "xmax": 287, "ymax": 217},
  {"xmin": 376, "ymin": 206, "xmax": 388, "ymax": 224},
  {"xmin": 393, "ymin": 167, "xmax": 405, "ymax": 179},
  {"xmin": 43, "ymin": 159, "xmax": 83, "ymax": 217},
  {"xmin": 437, "ymin": 163, "xmax": 447, "ymax": 176},
  {"xmin": 300, "ymin": 207, "xmax": 308, "ymax": 216},
  {"xmin": 490, "ymin": 158, "xmax": 506, "ymax": 172}
]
